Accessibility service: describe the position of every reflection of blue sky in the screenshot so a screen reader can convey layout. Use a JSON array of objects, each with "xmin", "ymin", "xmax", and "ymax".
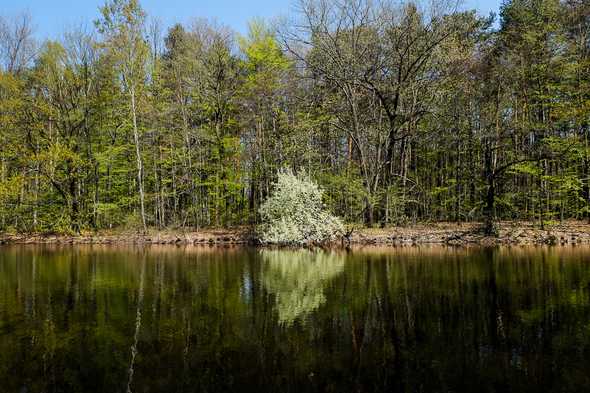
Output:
[{"xmin": 240, "ymin": 270, "xmax": 253, "ymax": 303}]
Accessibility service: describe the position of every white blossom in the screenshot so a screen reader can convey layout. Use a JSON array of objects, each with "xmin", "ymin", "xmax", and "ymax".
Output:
[{"xmin": 259, "ymin": 169, "xmax": 344, "ymax": 245}]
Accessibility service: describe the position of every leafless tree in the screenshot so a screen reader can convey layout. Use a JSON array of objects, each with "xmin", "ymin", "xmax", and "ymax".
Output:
[
  {"xmin": 281, "ymin": 0, "xmax": 473, "ymax": 224},
  {"xmin": 0, "ymin": 12, "xmax": 37, "ymax": 74}
]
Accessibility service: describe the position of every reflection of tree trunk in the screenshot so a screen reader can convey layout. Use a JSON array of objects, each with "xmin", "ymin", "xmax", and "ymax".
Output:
[
  {"xmin": 485, "ymin": 248, "xmax": 500, "ymax": 348},
  {"xmin": 43, "ymin": 287, "xmax": 56, "ymax": 387},
  {"xmin": 255, "ymin": 258, "xmax": 271, "ymax": 387},
  {"xmin": 378, "ymin": 261, "xmax": 403, "ymax": 392},
  {"xmin": 32, "ymin": 255, "xmax": 36, "ymax": 318},
  {"xmin": 126, "ymin": 256, "xmax": 146, "ymax": 393},
  {"xmin": 65, "ymin": 255, "xmax": 78, "ymax": 325},
  {"xmin": 351, "ymin": 261, "xmax": 372, "ymax": 387},
  {"xmin": 402, "ymin": 264, "xmax": 414, "ymax": 335},
  {"xmin": 181, "ymin": 308, "xmax": 191, "ymax": 390}
]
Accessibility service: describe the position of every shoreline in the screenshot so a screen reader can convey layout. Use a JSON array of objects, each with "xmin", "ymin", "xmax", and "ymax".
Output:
[{"xmin": 2, "ymin": 221, "xmax": 590, "ymax": 246}]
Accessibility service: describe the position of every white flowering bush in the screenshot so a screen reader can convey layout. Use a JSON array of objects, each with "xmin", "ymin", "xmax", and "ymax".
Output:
[{"xmin": 259, "ymin": 169, "xmax": 344, "ymax": 244}]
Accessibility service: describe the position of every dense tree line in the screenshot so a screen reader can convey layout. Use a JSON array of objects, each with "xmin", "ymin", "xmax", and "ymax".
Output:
[{"xmin": 0, "ymin": 0, "xmax": 588, "ymax": 233}]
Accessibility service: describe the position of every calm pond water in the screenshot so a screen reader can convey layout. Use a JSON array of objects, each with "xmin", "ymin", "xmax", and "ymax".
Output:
[{"xmin": 0, "ymin": 246, "xmax": 589, "ymax": 393}]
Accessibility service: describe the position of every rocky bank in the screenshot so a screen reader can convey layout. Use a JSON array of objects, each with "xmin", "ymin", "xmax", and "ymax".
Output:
[{"xmin": 1, "ymin": 221, "xmax": 590, "ymax": 246}]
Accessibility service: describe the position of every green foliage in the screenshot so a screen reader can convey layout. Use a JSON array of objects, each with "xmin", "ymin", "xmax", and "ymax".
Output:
[
  {"xmin": 0, "ymin": 0, "xmax": 590, "ymax": 233},
  {"xmin": 319, "ymin": 170, "xmax": 367, "ymax": 223},
  {"xmin": 239, "ymin": 19, "xmax": 291, "ymax": 88}
]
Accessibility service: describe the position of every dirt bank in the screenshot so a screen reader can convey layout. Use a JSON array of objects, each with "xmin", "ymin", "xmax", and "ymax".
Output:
[
  {"xmin": 0, "ymin": 228, "xmax": 256, "ymax": 246},
  {"xmin": 1, "ymin": 221, "xmax": 589, "ymax": 246},
  {"xmin": 350, "ymin": 221, "xmax": 590, "ymax": 246}
]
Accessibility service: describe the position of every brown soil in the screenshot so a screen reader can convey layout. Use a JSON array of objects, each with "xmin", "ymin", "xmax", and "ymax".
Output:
[
  {"xmin": 1, "ymin": 221, "xmax": 589, "ymax": 246},
  {"xmin": 349, "ymin": 221, "xmax": 590, "ymax": 246},
  {"xmin": 0, "ymin": 228, "xmax": 256, "ymax": 245}
]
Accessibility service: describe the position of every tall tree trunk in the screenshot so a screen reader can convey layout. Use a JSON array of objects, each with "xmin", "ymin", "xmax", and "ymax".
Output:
[
  {"xmin": 70, "ymin": 175, "xmax": 80, "ymax": 233},
  {"xmin": 483, "ymin": 142, "xmax": 496, "ymax": 236},
  {"xmin": 130, "ymin": 87, "xmax": 147, "ymax": 233},
  {"xmin": 33, "ymin": 140, "xmax": 39, "ymax": 229},
  {"xmin": 484, "ymin": 175, "xmax": 496, "ymax": 236},
  {"xmin": 584, "ymin": 127, "xmax": 590, "ymax": 223},
  {"xmin": 364, "ymin": 196, "xmax": 374, "ymax": 227}
]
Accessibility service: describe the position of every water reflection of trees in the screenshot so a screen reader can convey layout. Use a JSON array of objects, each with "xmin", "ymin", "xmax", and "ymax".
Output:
[
  {"xmin": 1, "ymin": 246, "xmax": 590, "ymax": 392},
  {"xmin": 261, "ymin": 249, "xmax": 345, "ymax": 326}
]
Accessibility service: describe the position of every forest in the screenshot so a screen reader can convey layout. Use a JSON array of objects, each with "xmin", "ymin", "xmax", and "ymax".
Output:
[{"xmin": 0, "ymin": 0, "xmax": 588, "ymax": 234}]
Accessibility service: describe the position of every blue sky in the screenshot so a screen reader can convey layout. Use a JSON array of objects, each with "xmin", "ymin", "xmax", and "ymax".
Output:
[{"xmin": 1, "ymin": 0, "xmax": 502, "ymax": 39}]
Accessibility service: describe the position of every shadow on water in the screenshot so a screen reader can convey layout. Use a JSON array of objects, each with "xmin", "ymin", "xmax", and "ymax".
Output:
[{"xmin": 0, "ymin": 245, "xmax": 589, "ymax": 392}]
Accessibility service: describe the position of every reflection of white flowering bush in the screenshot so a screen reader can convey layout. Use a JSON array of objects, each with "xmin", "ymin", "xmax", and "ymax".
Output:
[
  {"xmin": 262, "ymin": 249, "xmax": 345, "ymax": 326},
  {"xmin": 259, "ymin": 169, "xmax": 344, "ymax": 244}
]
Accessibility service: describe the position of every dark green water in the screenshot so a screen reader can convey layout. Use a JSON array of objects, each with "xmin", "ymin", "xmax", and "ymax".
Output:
[{"xmin": 1, "ymin": 246, "xmax": 590, "ymax": 393}]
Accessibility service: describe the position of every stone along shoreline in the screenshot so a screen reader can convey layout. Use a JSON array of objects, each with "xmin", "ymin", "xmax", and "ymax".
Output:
[{"xmin": 2, "ymin": 221, "xmax": 590, "ymax": 246}]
